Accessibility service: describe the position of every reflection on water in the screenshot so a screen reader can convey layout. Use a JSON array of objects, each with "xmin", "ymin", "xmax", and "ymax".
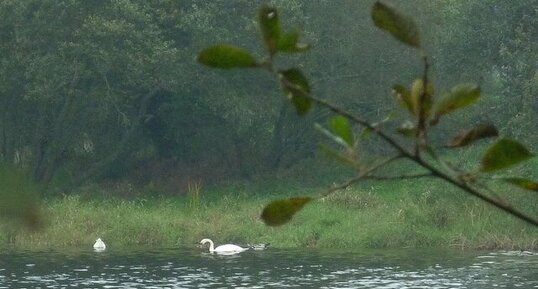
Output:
[{"xmin": 0, "ymin": 248, "xmax": 536, "ymax": 288}]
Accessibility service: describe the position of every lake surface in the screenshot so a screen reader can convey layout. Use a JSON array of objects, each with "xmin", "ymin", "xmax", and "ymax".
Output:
[{"xmin": 0, "ymin": 247, "xmax": 536, "ymax": 288}]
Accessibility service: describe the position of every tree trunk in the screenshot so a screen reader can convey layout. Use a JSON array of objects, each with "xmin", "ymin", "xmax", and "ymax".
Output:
[
  {"xmin": 69, "ymin": 87, "xmax": 161, "ymax": 188},
  {"xmin": 1, "ymin": 93, "xmax": 19, "ymax": 163},
  {"xmin": 232, "ymin": 130, "xmax": 250, "ymax": 179},
  {"xmin": 266, "ymin": 101, "xmax": 289, "ymax": 170},
  {"xmin": 32, "ymin": 70, "xmax": 79, "ymax": 184}
]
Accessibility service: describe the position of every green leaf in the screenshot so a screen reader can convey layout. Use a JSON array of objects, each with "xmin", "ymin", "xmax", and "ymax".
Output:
[
  {"xmin": 393, "ymin": 80, "xmax": 433, "ymax": 117},
  {"xmin": 319, "ymin": 144, "xmax": 359, "ymax": 169},
  {"xmin": 280, "ymin": 68, "xmax": 312, "ymax": 115},
  {"xmin": 447, "ymin": 123, "xmax": 498, "ymax": 148},
  {"xmin": 372, "ymin": 1, "xmax": 421, "ymax": 48},
  {"xmin": 397, "ymin": 121, "xmax": 417, "ymax": 138},
  {"xmin": 315, "ymin": 123, "xmax": 348, "ymax": 148},
  {"xmin": 361, "ymin": 127, "xmax": 373, "ymax": 140},
  {"xmin": 198, "ymin": 44, "xmax": 258, "ymax": 69},
  {"xmin": 0, "ymin": 166, "xmax": 42, "ymax": 229},
  {"xmin": 277, "ymin": 30, "xmax": 310, "ymax": 53},
  {"xmin": 261, "ymin": 197, "xmax": 313, "ymax": 226},
  {"xmin": 330, "ymin": 116, "xmax": 354, "ymax": 147},
  {"xmin": 290, "ymin": 94, "xmax": 312, "ymax": 116},
  {"xmin": 410, "ymin": 79, "xmax": 434, "ymax": 118},
  {"xmin": 502, "ymin": 177, "xmax": 538, "ymax": 192},
  {"xmin": 433, "ymin": 83, "xmax": 480, "ymax": 122},
  {"xmin": 259, "ymin": 5, "xmax": 281, "ymax": 54},
  {"xmin": 480, "ymin": 139, "xmax": 535, "ymax": 172},
  {"xmin": 392, "ymin": 84, "xmax": 414, "ymax": 115}
]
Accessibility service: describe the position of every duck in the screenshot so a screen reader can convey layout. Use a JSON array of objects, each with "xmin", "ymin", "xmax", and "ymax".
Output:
[
  {"xmin": 247, "ymin": 243, "xmax": 271, "ymax": 250},
  {"xmin": 199, "ymin": 238, "xmax": 249, "ymax": 254},
  {"xmin": 93, "ymin": 238, "xmax": 106, "ymax": 251}
]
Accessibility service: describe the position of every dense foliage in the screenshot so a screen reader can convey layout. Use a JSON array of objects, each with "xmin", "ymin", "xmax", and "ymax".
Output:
[{"xmin": 0, "ymin": 0, "xmax": 536, "ymax": 195}]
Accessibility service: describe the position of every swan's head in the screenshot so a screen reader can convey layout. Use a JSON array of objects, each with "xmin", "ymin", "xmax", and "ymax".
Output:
[
  {"xmin": 199, "ymin": 238, "xmax": 214, "ymax": 250},
  {"xmin": 199, "ymin": 238, "xmax": 212, "ymax": 245}
]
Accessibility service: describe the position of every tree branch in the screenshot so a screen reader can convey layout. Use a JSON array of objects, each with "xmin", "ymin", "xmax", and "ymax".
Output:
[
  {"xmin": 269, "ymin": 58, "xmax": 538, "ymax": 227},
  {"xmin": 416, "ymin": 55, "xmax": 430, "ymax": 156},
  {"xmin": 362, "ymin": 173, "xmax": 435, "ymax": 180},
  {"xmin": 321, "ymin": 154, "xmax": 402, "ymax": 198}
]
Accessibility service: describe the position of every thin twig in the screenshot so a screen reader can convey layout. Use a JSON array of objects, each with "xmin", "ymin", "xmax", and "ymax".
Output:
[
  {"xmin": 315, "ymin": 91, "xmax": 537, "ymax": 226},
  {"xmin": 362, "ymin": 173, "xmax": 435, "ymax": 180},
  {"xmin": 313, "ymin": 93, "xmax": 536, "ymax": 225},
  {"xmin": 320, "ymin": 154, "xmax": 402, "ymax": 198},
  {"xmin": 415, "ymin": 56, "xmax": 430, "ymax": 156},
  {"xmin": 412, "ymin": 155, "xmax": 538, "ymax": 226}
]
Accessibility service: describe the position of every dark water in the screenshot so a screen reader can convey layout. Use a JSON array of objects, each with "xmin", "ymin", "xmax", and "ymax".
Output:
[{"xmin": 0, "ymin": 247, "xmax": 536, "ymax": 288}]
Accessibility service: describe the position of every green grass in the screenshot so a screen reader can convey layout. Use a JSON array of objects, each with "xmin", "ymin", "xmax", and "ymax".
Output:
[{"xmin": 1, "ymin": 178, "xmax": 536, "ymax": 251}]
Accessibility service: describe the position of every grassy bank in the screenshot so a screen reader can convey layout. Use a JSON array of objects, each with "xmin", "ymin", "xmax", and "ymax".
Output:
[{"xmin": 1, "ymin": 178, "xmax": 537, "ymax": 250}]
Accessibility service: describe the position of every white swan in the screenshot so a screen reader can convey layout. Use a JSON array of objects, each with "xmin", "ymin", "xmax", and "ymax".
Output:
[
  {"xmin": 93, "ymin": 238, "xmax": 106, "ymax": 251},
  {"xmin": 200, "ymin": 238, "xmax": 249, "ymax": 254}
]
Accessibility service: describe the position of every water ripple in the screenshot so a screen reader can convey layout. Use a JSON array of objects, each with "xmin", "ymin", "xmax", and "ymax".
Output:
[{"xmin": 0, "ymin": 248, "xmax": 536, "ymax": 288}]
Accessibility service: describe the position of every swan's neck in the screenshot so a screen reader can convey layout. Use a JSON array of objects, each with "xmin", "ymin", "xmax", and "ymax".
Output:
[{"xmin": 208, "ymin": 240, "xmax": 215, "ymax": 252}]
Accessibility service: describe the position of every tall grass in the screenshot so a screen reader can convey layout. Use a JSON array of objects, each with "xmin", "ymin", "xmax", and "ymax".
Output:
[
  {"xmin": 1, "ymin": 179, "xmax": 536, "ymax": 250},
  {"xmin": 187, "ymin": 179, "xmax": 203, "ymax": 209}
]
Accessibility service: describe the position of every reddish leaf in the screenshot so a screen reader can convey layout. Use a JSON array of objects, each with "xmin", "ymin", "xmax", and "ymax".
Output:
[{"xmin": 448, "ymin": 124, "xmax": 498, "ymax": 148}]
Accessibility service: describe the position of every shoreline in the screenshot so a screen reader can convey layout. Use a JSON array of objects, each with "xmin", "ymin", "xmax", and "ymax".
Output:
[{"xmin": 2, "ymin": 186, "xmax": 537, "ymax": 251}]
